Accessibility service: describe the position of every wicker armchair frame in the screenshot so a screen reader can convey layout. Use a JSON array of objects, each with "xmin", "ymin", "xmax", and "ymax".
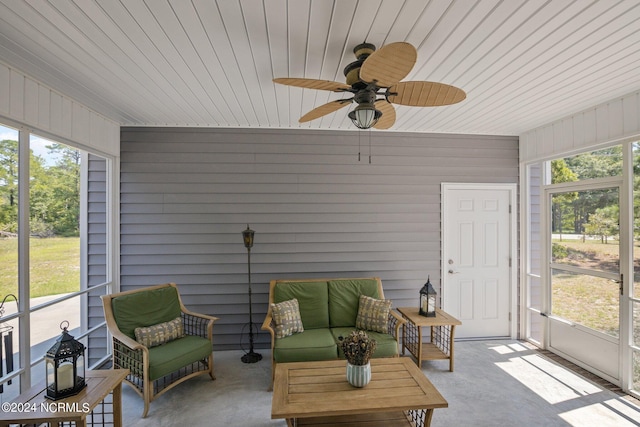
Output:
[{"xmin": 102, "ymin": 283, "xmax": 218, "ymax": 417}]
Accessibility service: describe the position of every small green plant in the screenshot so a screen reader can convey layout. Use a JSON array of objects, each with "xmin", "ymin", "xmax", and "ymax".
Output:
[{"xmin": 552, "ymin": 242, "xmax": 568, "ymax": 259}]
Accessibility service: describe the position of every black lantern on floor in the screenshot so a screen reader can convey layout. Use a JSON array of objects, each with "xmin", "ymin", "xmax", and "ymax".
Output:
[
  {"xmin": 45, "ymin": 321, "xmax": 86, "ymax": 400},
  {"xmin": 419, "ymin": 277, "xmax": 437, "ymax": 317},
  {"xmin": 241, "ymin": 225, "xmax": 262, "ymax": 364}
]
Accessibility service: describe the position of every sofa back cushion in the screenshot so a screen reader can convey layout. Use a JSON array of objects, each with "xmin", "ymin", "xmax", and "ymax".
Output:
[
  {"xmin": 328, "ymin": 279, "xmax": 380, "ymax": 327},
  {"xmin": 274, "ymin": 281, "xmax": 329, "ymax": 329},
  {"xmin": 112, "ymin": 286, "xmax": 182, "ymax": 339}
]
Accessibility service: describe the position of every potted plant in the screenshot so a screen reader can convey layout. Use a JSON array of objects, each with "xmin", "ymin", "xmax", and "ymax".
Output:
[{"xmin": 340, "ymin": 330, "xmax": 377, "ymax": 387}]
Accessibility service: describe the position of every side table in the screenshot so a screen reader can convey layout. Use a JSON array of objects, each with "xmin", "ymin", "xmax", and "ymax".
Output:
[
  {"xmin": 397, "ymin": 307, "xmax": 461, "ymax": 371},
  {"xmin": 0, "ymin": 369, "xmax": 129, "ymax": 427}
]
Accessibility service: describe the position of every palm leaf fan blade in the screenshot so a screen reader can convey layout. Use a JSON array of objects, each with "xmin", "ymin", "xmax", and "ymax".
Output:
[
  {"xmin": 359, "ymin": 42, "xmax": 417, "ymax": 88},
  {"xmin": 373, "ymin": 101, "xmax": 396, "ymax": 129},
  {"xmin": 389, "ymin": 82, "xmax": 466, "ymax": 107},
  {"xmin": 299, "ymin": 99, "xmax": 352, "ymax": 123},
  {"xmin": 273, "ymin": 77, "xmax": 350, "ymax": 92}
]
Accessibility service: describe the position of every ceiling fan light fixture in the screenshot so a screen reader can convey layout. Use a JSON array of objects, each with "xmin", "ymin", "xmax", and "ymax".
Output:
[{"xmin": 348, "ymin": 103, "xmax": 382, "ymax": 129}]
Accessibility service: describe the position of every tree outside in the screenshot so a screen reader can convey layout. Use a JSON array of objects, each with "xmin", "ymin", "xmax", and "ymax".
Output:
[
  {"xmin": 551, "ymin": 147, "xmax": 622, "ymax": 241},
  {"xmin": 550, "ymin": 147, "xmax": 624, "ymax": 340},
  {"xmin": 0, "ymin": 138, "xmax": 81, "ymax": 299}
]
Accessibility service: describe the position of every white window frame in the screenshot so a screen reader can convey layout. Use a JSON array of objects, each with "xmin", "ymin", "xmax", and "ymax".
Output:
[{"xmin": 0, "ymin": 119, "xmax": 119, "ymax": 394}]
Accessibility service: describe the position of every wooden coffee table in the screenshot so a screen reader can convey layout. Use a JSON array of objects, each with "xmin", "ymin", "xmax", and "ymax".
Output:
[{"xmin": 271, "ymin": 358, "xmax": 447, "ymax": 427}]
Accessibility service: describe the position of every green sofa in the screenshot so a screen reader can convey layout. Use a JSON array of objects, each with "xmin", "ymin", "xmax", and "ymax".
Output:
[{"xmin": 261, "ymin": 277, "xmax": 405, "ymax": 383}]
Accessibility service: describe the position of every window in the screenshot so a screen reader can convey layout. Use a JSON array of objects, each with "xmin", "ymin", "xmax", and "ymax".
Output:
[
  {"xmin": 0, "ymin": 123, "xmax": 111, "ymax": 400},
  {"xmin": 551, "ymin": 146, "xmax": 623, "ymax": 183}
]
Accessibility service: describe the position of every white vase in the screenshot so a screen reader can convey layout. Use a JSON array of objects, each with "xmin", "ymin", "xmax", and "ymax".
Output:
[{"xmin": 346, "ymin": 362, "xmax": 371, "ymax": 387}]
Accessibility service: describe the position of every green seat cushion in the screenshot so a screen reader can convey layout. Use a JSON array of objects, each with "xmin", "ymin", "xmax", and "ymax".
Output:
[
  {"xmin": 112, "ymin": 286, "xmax": 182, "ymax": 339},
  {"xmin": 331, "ymin": 327, "xmax": 399, "ymax": 359},
  {"xmin": 328, "ymin": 279, "xmax": 380, "ymax": 328},
  {"xmin": 274, "ymin": 281, "xmax": 329, "ymax": 329},
  {"xmin": 148, "ymin": 335, "xmax": 212, "ymax": 380},
  {"xmin": 273, "ymin": 328, "xmax": 337, "ymax": 363}
]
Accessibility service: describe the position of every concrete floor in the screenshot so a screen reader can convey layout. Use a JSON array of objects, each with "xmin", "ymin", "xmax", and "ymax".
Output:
[{"xmin": 121, "ymin": 340, "xmax": 640, "ymax": 427}]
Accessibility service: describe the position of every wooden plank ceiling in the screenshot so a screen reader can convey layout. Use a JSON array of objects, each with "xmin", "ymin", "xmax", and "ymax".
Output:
[{"xmin": 0, "ymin": 0, "xmax": 639, "ymax": 136}]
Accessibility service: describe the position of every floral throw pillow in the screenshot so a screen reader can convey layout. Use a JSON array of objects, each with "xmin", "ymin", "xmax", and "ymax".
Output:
[
  {"xmin": 271, "ymin": 298, "xmax": 304, "ymax": 339},
  {"xmin": 356, "ymin": 295, "xmax": 391, "ymax": 334},
  {"xmin": 134, "ymin": 316, "xmax": 184, "ymax": 347}
]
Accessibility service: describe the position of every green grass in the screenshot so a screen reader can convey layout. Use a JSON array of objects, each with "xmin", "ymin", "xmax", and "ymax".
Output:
[
  {"xmin": 551, "ymin": 271, "xmax": 619, "ymax": 336},
  {"xmin": 0, "ymin": 237, "xmax": 79, "ymax": 300},
  {"xmin": 551, "ymin": 239, "xmax": 624, "ymax": 338},
  {"xmin": 554, "ymin": 240, "xmax": 640, "ymax": 391}
]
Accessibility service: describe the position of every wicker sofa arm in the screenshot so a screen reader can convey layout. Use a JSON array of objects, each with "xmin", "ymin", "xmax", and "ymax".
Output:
[
  {"xmin": 181, "ymin": 310, "xmax": 218, "ymax": 339},
  {"xmin": 388, "ymin": 310, "xmax": 406, "ymax": 340},
  {"xmin": 261, "ymin": 312, "xmax": 275, "ymax": 339}
]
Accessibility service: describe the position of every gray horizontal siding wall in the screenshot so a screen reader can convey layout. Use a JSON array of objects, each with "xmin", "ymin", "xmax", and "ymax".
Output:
[
  {"xmin": 86, "ymin": 154, "xmax": 108, "ymax": 366},
  {"xmin": 120, "ymin": 127, "xmax": 518, "ymax": 350}
]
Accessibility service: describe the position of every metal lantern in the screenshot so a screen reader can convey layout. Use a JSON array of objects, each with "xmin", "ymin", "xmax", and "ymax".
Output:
[
  {"xmin": 242, "ymin": 224, "xmax": 255, "ymax": 249},
  {"xmin": 419, "ymin": 277, "xmax": 437, "ymax": 317},
  {"xmin": 45, "ymin": 321, "xmax": 86, "ymax": 400}
]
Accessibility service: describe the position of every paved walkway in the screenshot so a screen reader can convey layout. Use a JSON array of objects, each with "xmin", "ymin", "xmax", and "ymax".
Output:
[
  {"xmin": 0, "ymin": 294, "xmax": 81, "ymax": 397},
  {"xmin": 1, "ymin": 293, "xmax": 80, "ymax": 362}
]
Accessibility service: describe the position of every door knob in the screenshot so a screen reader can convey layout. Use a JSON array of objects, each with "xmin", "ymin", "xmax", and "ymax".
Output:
[{"xmin": 448, "ymin": 269, "xmax": 459, "ymax": 274}]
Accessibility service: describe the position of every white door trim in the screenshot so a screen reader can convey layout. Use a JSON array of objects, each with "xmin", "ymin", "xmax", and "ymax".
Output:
[{"xmin": 441, "ymin": 182, "xmax": 518, "ymax": 339}]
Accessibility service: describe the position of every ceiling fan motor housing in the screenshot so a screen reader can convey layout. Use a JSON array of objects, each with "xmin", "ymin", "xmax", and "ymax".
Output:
[
  {"xmin": 353, "ymin": 42, "xmax": 376, "ymax": 59},
  {"xmin": 354, "ymin": 89, "xmax": 377, "ymax": 105},
  {"xmin": 344, "ymin": 42, "xmax": 377, "ymax": 87}
]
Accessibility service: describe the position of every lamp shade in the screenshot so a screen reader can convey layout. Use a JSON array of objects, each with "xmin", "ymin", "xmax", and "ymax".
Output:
[
  {"xmin": 348, "ymin": 103, "xmax": 382, "ymax": 129},
  {"xmin": 242, "ymin": 225, "xmax": 254, "ymax": 249}
]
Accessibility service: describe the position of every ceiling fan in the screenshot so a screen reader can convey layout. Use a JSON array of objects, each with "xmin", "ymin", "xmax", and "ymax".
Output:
[{"xmin": 273, "ymin": 42, "xmax": 466, "ymax": 130}]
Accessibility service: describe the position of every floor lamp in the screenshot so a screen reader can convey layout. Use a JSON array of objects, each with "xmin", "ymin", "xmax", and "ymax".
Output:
[{"xmin": 241, "ymin": 225, "xmax": 262, "ymax": 363}]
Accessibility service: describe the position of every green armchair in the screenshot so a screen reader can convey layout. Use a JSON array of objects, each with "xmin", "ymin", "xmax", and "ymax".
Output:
[{"xmin": 101, "ymin": 283, "xmax": 218, "ymax": 417}]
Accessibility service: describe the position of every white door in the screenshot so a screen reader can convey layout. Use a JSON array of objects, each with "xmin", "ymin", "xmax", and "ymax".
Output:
[
  {"xmin": 441, "ymin": 183, "xmax": 516, "ymax": 339},
  {"xmin": 546, "ymin": 185, "xmax": 621, "ymax": 382}
]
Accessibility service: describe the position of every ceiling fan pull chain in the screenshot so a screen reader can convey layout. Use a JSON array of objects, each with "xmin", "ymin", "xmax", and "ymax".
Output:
[{"xmin": 369, "ymin": 130, "xmax": 372, "ymax": 164}]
